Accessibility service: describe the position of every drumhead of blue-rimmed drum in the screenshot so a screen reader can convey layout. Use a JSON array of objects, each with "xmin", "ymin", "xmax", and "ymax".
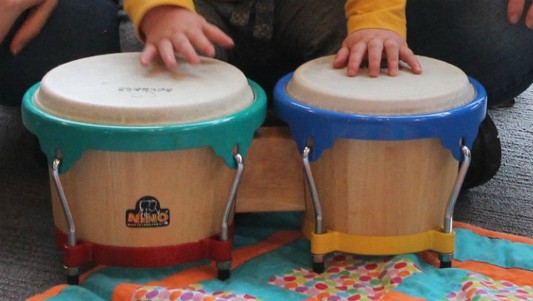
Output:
[
  {"xmin": 22, "ymin": 53, "xmax": 266, "ymax": 172},
  {"xmin": 274, "ymin": 55, "xmax": 486, "ymax": 162}
]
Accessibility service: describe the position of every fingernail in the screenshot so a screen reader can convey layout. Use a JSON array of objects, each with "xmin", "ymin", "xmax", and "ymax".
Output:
[
  {"xmin": 10, "ymin": 44, "xmax": 22, "ymax": 55},
  {"xmin": 509, "ymin": 14, "xmax": 520, "ymax": 24},
  {"xmin": 526, "ymin": 18, "xmax": 533, "ymax": 29}
]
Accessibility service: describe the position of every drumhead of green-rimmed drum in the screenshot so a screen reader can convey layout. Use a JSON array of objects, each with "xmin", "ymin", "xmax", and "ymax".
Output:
[{"xmin": 35, "ymin": 53, "xmax": 255, "ymax": 126}]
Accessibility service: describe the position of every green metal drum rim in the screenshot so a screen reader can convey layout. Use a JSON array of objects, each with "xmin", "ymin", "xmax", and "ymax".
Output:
[{"xmin": 22, "ymin": 80, "xmax": 267, "ymax": 173}]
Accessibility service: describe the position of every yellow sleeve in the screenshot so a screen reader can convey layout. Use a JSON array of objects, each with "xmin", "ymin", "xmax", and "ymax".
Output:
[
  {"xmin": 344, "ymin": 0, "xmax": 407, "ymax": 39},
  {"xmin": 124, "ymin": 0, "xmax": 196, "ymax": 40}
]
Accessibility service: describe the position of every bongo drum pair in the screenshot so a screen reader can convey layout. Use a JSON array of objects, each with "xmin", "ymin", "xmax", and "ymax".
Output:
[
  {"xmin": 274, "ymin": 55, "xmax": 486, "ymax": 272},
  {"xmin": 22, "ymin": 53, "xmax": 266, "ymax": 283},
  {"xmin": 23, "ymin": 52, "xmax": 486, "ymax": 283}
]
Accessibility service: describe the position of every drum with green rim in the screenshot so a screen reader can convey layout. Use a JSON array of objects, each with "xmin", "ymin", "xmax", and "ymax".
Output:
[{"xmin": 22, "ymin": 53, "xmax": 266, "ymax": 277}]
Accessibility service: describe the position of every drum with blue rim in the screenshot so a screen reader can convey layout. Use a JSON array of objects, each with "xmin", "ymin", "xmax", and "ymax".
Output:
[
  {"xmin": 274, "ymin": 55, "xmax": 486, "ymax": 271},
  {"xmin": 22, "ymin": 53, "xmax": 266, "ymax": 282}
]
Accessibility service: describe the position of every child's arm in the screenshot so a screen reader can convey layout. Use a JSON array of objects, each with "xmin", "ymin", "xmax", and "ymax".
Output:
[{"xmin": 334, "ymin": 0, "xmax": 421, "ymax": 77}]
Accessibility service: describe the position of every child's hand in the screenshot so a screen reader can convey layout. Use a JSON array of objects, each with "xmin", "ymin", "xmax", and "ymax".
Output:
[
  {"xmin": 333, "ymin": 28, "xmax": 421, "ymax": 77},
  {"xmin": 139, "ymin": 5, "xmax": 234, "ymax": 69}
]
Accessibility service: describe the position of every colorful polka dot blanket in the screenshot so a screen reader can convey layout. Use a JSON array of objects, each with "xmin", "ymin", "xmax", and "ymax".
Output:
[{"xmin": 29, "ymin": 213, "xmax": 533, "ymax": 301}]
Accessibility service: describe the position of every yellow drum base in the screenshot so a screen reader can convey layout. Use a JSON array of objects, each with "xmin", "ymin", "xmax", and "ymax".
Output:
[{"xmin": 302, "ymin": 219, "xmax": 455, "ymax": 256}]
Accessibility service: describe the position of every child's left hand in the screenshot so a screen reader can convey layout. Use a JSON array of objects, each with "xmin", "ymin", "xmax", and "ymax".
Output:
[{"xmin": 333, "ymin": 28, "xmax": 422, "ymax": 77}]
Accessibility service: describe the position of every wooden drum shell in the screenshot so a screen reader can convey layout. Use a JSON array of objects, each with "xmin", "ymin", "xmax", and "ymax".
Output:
[
  {"xmin": 50, "ymin": 148, "xmax": 234, "ymax": 247},
  {"xmin": 303, "ymin": 138, "xmax": 457, "ymax": 236}
]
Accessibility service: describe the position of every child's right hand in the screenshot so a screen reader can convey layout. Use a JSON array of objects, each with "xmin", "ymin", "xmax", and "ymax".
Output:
[{"xmin": 139, "ymin": 5, "xmax": 234, "ymax": 69}]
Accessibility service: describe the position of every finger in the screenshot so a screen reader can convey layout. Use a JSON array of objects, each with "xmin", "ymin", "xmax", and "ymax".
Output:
[
  {"xmin": 188, "ymin": 29, "xmax": 216, "ymax": 57},
  {"xmin": 203, "ymin": 23, "xmax": 234, "ymax": 49},
  {"xmin": 399, "ymin": 46, "xmax": 422, "ymax": 74},
  {"xmin": 171, "ymin": 33, "xmax": 200, "ymax": 65},
  {"xmin": 367, "ymin": 38, "xmax": 384, "ymax": 77},
  {"xmin": 332, "ymin": 46, "xmax": 350, "ymax": 69},
  {"xmin": 140, "ymin": 43, "xmax": 159, "ymax": 67},
  {"xmin": 158, "ymin": 38, "xmax": 179, "ymax": 69},
  {"xmin": 347, "ymin": 42, "xmax": 367, "ymax": 77},
  {"xmin": 0, "ymin": 14, "xmax": 17, "ymax": 46},
  {"xmin": 507, "ymin": 0, "xmax": 525, "ymax": 24},
  {"xmin": 10, "ymin": 0, "xmax": 57, "ymax": 54},
  {"xmin": 383, "ymin": 39, "xmax": 400, "ymax": 76},
  {"xmin": 526, "ymin": 2, "xmax": 533, "ymax": 28},
  {"xmin": 0, "ymin": 0, "xmax": 44, "ymax": 43}
]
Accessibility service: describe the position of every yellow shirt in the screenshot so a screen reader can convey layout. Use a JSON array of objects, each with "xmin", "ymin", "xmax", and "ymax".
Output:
[{"xmin": 124, "ymin": 0, "xmax": 406, "ymax": 40}]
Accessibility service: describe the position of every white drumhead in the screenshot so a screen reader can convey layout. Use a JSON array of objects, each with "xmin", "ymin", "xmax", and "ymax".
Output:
[
  {"xmin": 286, "ymin": 55, "xmax": 475, "ymax": 115},
  {"xmin": 35, "ymin": 53, "xmax": 254, "ymax": 125}
]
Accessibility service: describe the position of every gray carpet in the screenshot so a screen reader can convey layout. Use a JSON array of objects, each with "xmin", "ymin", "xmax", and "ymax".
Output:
[{"xmin": 0, "ymin": 85, "xmax": 532, "ymax": 300}]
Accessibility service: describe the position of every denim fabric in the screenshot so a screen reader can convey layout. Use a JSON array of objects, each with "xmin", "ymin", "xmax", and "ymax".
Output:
[
  {"xmin": 0, "ymin": 0, "xmax": 120, "ymax": 105},
  {"xmin": 407, "ymin": 0, "xmax": 533, "ymax": 107}
]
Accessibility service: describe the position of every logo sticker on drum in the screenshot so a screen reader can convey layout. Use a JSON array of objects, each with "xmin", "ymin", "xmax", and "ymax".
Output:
[
  {"xmin": 118, "ymin": 87, "xmax": 173, "ymax": 98},
  {"xmin": 126, "ymin": 196, "xmax": 170, "ymax": 228}
]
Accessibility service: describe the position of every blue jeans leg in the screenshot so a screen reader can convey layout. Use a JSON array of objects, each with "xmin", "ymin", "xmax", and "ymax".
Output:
[{"xmin": 406, "ymin": 0, "xmax": 533, "ymax": 107}]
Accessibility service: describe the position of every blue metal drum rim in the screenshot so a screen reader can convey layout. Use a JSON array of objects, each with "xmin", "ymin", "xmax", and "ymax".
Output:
[{"xmin": 273, "ymin": 72, "xmax": 487, "ymax": 162}]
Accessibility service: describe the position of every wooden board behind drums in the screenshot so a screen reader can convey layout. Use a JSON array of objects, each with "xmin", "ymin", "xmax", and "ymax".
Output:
[{"xmin": 236, "ymin": 126, "xmax": 305, "ymax": 213}]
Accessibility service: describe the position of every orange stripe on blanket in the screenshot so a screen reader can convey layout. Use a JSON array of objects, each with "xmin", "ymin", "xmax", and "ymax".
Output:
[
  {"xmin": 382, "ymin": 291, "xmax": 426, "ymax": 301},
  {"xmin": 453, "ymin": 260, "xmax": 533, "ymax": 287},
  {"xmin": 113, "ymin": 283, "xmax": 143, "ymax": 301},
  {"xmin": 111, "ymin": 230, "xmax": 302, "ymax": 300},
  {"xmin": 454, "ymin": 222, "xmax": 533, "ymax": 245},
  {"xmin": 80, "ymin": 265, "xmax": 106, "ymax": 283},
  {"xmin": 148, "ymin": 265, "xmax": 218, "ymax": 288},
  {"xmin": 231, "ymin": 230, "xmax": 303, "ymax": 267},
  {"xmin": 26, "ymin": 284, "xmax": 68, "ymax": 301}
]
